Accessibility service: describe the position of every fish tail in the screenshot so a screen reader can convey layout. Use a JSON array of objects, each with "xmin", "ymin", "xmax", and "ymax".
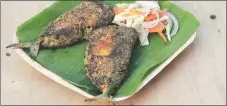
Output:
[
  {"xmin": 6, "ymin": 41, "xmax": 41, "ymax": 59},
  {"xmin": 85, "ymin": 93, "xmax": 113, "ymax": 103},
  {"xmin": 6, "ymin": 42, "xmax": 32, "ymax": 49}
]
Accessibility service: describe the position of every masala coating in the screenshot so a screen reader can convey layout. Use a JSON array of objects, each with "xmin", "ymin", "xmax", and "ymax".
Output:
[
  {"xmin": 7, "ymin": 1, "xmax": 114, "ymax": 58},
  {"xmin": 41, "ymin": 0, "xmax": 115, "ymax": 48},
  {"xmin": 85, "ymin": 25, "xmax": 138, "ymax": 96}
]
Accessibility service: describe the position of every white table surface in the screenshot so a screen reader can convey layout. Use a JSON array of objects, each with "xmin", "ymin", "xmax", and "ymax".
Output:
[{"xmin": 1, "ymin": 1, "xmax": 226, "ymax": 105}]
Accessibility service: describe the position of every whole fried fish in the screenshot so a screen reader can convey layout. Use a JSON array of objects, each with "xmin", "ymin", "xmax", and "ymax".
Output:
[
  {"xmin": 7, "ymin": 1, "xmax": 114, "ymax": 59},
  {"xmin": 85, "ymin": 25, "xmax": 138, "ymax": 101}
]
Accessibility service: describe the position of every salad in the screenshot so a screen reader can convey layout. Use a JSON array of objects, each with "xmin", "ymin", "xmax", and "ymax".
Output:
[{"xmin": 112, "ymin": 1, "xmax": 179, "ymax": 46}]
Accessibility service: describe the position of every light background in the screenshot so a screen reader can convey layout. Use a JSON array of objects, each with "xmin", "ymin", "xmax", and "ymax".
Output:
[{"xmin": 1, "ymin": 1, "xmax": 226, "ymax": 105}]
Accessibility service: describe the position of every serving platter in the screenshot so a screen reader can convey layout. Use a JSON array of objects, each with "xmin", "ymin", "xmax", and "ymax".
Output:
[
  {"xmin": 12, "ymin": 32, "xmax": 196, "ymax": 101},
  {"xmin": 11, "ymin": 0, "xmax": 200, "ymax": 101}
]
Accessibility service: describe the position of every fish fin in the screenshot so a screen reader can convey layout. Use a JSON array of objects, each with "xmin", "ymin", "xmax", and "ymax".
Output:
[
  {"xmin": 30, "ymin": 41, "xmax": 41, "ymax": 59},
  {"xmin": 6, "ymin": 42, "xmax": 32, "ymax": 49},
  {"xmin": 85, "ymin": 93, "xmax": 113, "ymax": 103}
]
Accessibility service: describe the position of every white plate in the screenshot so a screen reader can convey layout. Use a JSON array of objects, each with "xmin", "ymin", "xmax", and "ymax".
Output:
[{"xmin": 12, "ymin": 32, "xmax": 196, "ymax": 101}]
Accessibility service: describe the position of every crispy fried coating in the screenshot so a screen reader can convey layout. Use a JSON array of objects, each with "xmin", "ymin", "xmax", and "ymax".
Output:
[
  {"xmin": 7, "ymin": 1, "xmax": 114, "ymax": 59},
  {"xmin": 41, "ymin": 1, "xmax": 115, "ymax": 48},
  {"xmin": 85, "ymin": 25, "xmax": 138, "ymax": 96}
]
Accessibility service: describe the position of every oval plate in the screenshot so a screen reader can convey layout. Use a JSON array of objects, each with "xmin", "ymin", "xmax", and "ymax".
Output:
[{"xmin": 12, "ymin": 32, "xmax": 196, "ymax": 101}]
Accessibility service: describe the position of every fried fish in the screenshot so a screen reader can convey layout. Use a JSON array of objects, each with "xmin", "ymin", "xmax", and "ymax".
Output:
[
  {"xmin": 6, "ymin": 1, "xmax": 114, "ymax": 59},
  {"xmin": 85, "ymin": 25, "xmax": 138, "ymax": 101}
]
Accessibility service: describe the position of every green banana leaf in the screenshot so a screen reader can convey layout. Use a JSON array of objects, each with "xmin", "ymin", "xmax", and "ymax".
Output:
[{"xmin": 16, "ymin": 1, "xmax": 200, "ymax": 97}]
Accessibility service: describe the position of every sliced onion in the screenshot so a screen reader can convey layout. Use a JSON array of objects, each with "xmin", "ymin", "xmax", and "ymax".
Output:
[
  {"xmin": 126, "ymin": 19, "xmax": 133, "ymax": 27},
  {"xmin": 166, "ymin": 16, "xmax": 173, "ymax": 30},
  {"xmin": 165, "ymin": 23, "xmax": 171, "ymax": 41},
  {"xmin": 165, "ymin": 16, "xmax": 172, "ymax": 41},
  {"xmin": 136, "ymin": 1, "xmax": 160, "ymax": 11},
  {"xmin": 142, "ymin": 12, "xmax": 160, "ymax": 29},
  {"xmin": 166, "ymin": 12, "xmax": 179, "ymax": 37},
  {"xmin": 142, "ymin": 21, "xmax": 156, "ymax": 28},
  {"xmin": 153, "ymin": 12, "xmax": 160, "ymax": 28},
  {"xmin": 131, "ymin": 15, "xmax": 145, "ymax": 28},
  {"xmin": 126, "ymin": 3, "xmax": 141, "ymax": 12},
  {"xmin": 137, "ymin": 8, "xmax": 151, "ymax": 16},
  {"xmin": 138, "ymin": 32, "xmax": 149, "ymax": 46}
]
